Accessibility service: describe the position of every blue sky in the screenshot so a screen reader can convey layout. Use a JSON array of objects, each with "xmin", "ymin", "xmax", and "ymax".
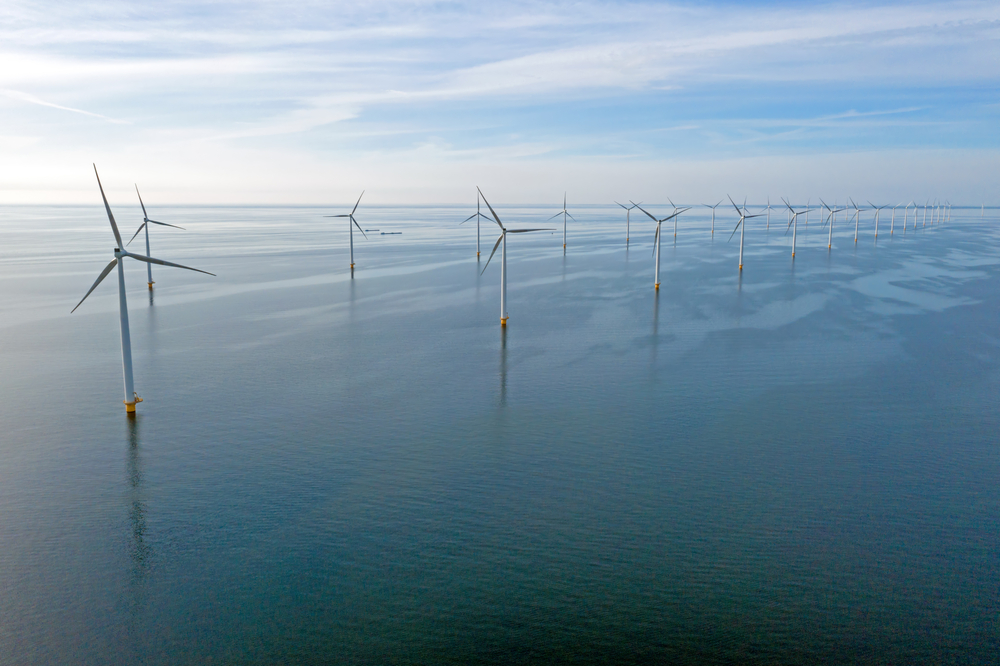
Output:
[{"xmin": 1, "ymin": 1, "xmax": 998, "ymax": 204}]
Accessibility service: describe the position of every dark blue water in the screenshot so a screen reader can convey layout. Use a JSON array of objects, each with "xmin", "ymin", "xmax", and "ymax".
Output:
[{"xmin": 1, "ymin": 204, "xmax": 998, "ymax": 664}]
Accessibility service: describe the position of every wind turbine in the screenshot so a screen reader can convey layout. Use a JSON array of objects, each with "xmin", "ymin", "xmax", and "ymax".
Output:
[
  {"xmin": 765, "ymin": 197, "xmax": 772, "ymax": 230},
  {"xmin": 634, "ymin": 203, "xmax": 688, "ymax": 290},
  {"xmin": 890, "ymin": 204, "xmax": 899, "ymax": 234},
  {"xmin": 667, "ymin": 197, "xmax": 681, "ymax": 238},
  {"xmin": 325, "ymin": 191, "xmax": 367, "ymax": 270},
  {"xmin": 72, "ymin": 165, "xmax": 214, "ymax": 413},
  {"xmin": 782, "ymin": 198, "xmax": 806, "ymax": 257},
  {"xmin": 868, "ymin": 201, "xmax": 888, "ymax": 239},
  {"xmin": 727, "ymin": 196, "xmax": 761, "ymax": 271},
  {"xmin": 819, "ymin": 198, "xmax": 843, "ymax": 249},
  {"xmin": 703, "ymin": 200, "xmax": 722, "ymax": 235},
  {"xmin": 616, "ymin": 201, "xmax": 640, "ymax": 244},
  {"xmin": 547, "ymin": 192, "xmax": 575, "ymax": 249},
  {"xmin": 126, "ymin": 186, "xmax": 186, "ymax": 290},
  {"xmin": 460, "ymin": 190, "xmax": 492, "ymax": 257},
  {"xmin": 850, "ymin": 199, "xmax": 862, "ymax": 243},
  {"xmin": 478, "ymin": 187, "xmax": 552, "ymax": 326}
]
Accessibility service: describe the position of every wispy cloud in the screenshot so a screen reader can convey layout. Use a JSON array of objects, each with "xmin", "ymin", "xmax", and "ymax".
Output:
[{"xmin": 0, "ymin": 88, "xmax": 129, "ymax": 123}]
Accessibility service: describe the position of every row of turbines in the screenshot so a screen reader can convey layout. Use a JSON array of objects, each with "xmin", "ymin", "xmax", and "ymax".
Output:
[
  {"xmin": 460, "ymin": 191, "xmax": 955, "ymax": 326},
  {"xmin": 73, "ymin": 166, "xmax": 959, "ymax": 413}
]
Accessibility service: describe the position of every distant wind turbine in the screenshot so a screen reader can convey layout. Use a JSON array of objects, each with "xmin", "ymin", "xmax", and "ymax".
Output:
[
  {"xmin": 634, "ymin": 203, "xmax": 688, "ymax": 290},
  {"xmin": 127, "ymin": 185, "xmax": 186, "ymax": 289},
  {"xmin": 782, "ymin": 198, "xmax": 806, "ymax": 258},
  {"xmin": 479, "ymin": 187, "xmax": 552, "ymax": 326},
  {"xmin": 547, "ymin": 192, "xmax": 575, "ymax": 249},
  {"xmin": 460, "ymin": 190, "xmax": 492, "ymax": 258},
  {"xmin": 325, "ymin": 191, "xmax": 367, "ymax": 270},
  {"xmin": 72, "ymin": 165, "xmax": 214, "ymax": 413},
  {"xmin": 727, "ymin": 196, "xmax": 762, "ymax": 271},
  {"xmin": 850, "ymin": 199, "xmax": 862, "ymax": 243},
  {"xmin": 702, "ymin": 200, "xmax": 722, "ymax": 235},
  {"xmin": 616, "ymin": 201, "xmax": 640, "ymax": 244},
  {"xmin": 868, "ymin": 201, "xmax": 888, "ymax": 239}
]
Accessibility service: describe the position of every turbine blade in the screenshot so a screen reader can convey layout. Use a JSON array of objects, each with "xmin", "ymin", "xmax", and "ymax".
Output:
[
  {"xmin": 476, "ymin": 187, "xmax": 504, "ymax": 230},
  {"xmin": 634, "ymin": 204, "xmax": 659, "ymax": 222},
  {"xmin": 481, "ymin": 235, "xmax": 503, "ymax": 274},
  {"xmin": 652, "ymin": 223, "xmax": 659, "ymax": 256},
  {"xmin": 126, "ymin": 252, "xmax": 215, "ymax": 276},
  {"xmin": 353, "ymin": 216, "xmax": 368, "ymax": 239},
  {"xmin": 135, "ymin": 184, "xmax": 148, "ymax": 220},
  {"xmin": 615, "ymin": 201, "xmax": 627, "ymax": 209},
  {"xmin": 127, "ymin": 222, "xmax": 147, "ymax": 245},
  {"xmin": 148, "ymin": 220, "xmax": 185, "ymax": 230},
  {"xmin": 566, "ymin": 212, "xmax": 577, "ymax": 221},
  {"xmin": 71, "ymin": 258, "xmax": 118, "ymax": 313},
  {"xmin": 728, "ymin": 195, "xmax": 742, "ymax": 215},
  {"xmin": 547, "ymin": 212, "xmax": 563, "ymax": 220},
  {"xmin": 94, "ymin": 164, "xmax": 123, "ymax": 248},
  {"xmin": 351, "ymin": 190, "xmax": 364, "ymax": 216},
  {"xmin": 326, "ymin": 214, "xmax": 350, "ymax": 218},
  {"xmin": 459, "ymin": 213, "xmax": 478, "ymax": 224},
  {"xmin": 507, "ymin": 228, "xmax": 554, "ymax": 233},
  {"xmin": 728, "ymin": 219, "xmax": 742, "ymax": 242}
]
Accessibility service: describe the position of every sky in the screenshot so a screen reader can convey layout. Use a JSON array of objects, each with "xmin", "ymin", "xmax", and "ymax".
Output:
[{"xmin": 1, "ymin": 0, "xmax": 998, "ymax": 205}]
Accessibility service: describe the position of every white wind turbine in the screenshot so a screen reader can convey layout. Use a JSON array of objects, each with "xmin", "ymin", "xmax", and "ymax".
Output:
[
  {"xmin": 634, "ymin": 203, "xmax": 688, "ymax": 290},
  {"xmin": 850, "ymin": 199, "xmax": 862, "ymax": 243},
  {"xmin": 460, "ymin": 190, "xmax": 493, "ymax": 257},
  {"xmin": 667, "ymin": 197, "xmax": 682, "ymax": 238},
  {"xmin": 325, "ymin": 191, "xmax": 367, "ymax": 270},
  {"xmin": 72, "ymin": 165, "xmax": 214, "ymax": 413},
  {"xmin": 765, "ymin": 197, "xmax": 772, "ymax": 230},
  {"xmin": 782, "ymin": 198, "xmax": 806, "ymax": 258},
  {"xmin": 727, "ymin": 196, "xmax": 761, "ymax": 271},
  {"xmin": 703, "ymin": 200, "xmax": 723, "ymax": 235},
  {"xmin": 478, "ymin": 187, "xmax": 552, "ymax": 326},
  {"xmin": 547, "ymin": 192, "xmax": 575, "ymax": 249},
  {"xmin": 819, "ymin": 199, "xmax": 843, "ymax": 249},
  {"xmin": 127, "ymin": 186, "xmax": 186, "ymax": 289},
  {"xmin": 615, "ymin": 201, "xmax": 640, "ymax": 244},
  {"xmin": 868, "ymin": 201, "xmax": 888, "ymax": 239}
]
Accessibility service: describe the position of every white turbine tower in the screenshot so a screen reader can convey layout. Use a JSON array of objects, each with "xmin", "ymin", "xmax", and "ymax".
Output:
[
  {"xmin": 325, "ymin": 191, "xmax": 367, "ymax": 270},
  {"xmin": 850, "ymin": 199, "xmax": 862, "ymax": 243},
  {"xmin": 703, "ymin": 200, "xmax": 723, "ymax": 235},
  {"xmin": 727, "ymin": 196, "xmax": 761, "ymax": 271},
  {"xmin": 72, "ymin": 165, "xmax": 214, "ymax": 413},
  {"xmin": 460, "ymin": 190, "xmax": 492, "ymax": 258},
  {"xmin": 615, "ymin": 201, "xmax": 640, "ymax": 244},
  {"xmin": 478, "ymin": 187, "xmax": 552, "ymax": 327},
  {"xmin": 869, "ymin": 201, "xmax": 888, "ymax": 239},
  {"xmin": 127, "ymin": 186, "xmax": 186, "ymax": 289},
  {"xmin": 782, "ymin": 198, "xmax": 806, "ymax": 258},
  {"xmin": 547, "ymin": 192, "xmax": 575, "ymax": 249},
  {"xmin": 634, "ymin": 203, "xmax": 688, "ymax": 290}
]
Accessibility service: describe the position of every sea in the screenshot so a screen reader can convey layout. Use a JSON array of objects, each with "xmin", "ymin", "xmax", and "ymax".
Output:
[{"xmin": 1, "ymin": 202, "xmax": 998, "ymax": 664}]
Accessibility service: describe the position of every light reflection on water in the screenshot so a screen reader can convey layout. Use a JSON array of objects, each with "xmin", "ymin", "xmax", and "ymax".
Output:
[{"xmin": 0, "ymin": 205, "xmax": 998, "ymax": 664}]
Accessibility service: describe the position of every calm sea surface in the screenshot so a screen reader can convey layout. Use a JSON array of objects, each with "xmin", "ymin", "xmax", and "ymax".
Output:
[{"xmin": 1, "ymin": 203, "xmax": 998, "ymax": 664}]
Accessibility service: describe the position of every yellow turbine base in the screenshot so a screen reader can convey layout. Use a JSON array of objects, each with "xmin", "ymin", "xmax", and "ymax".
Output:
[
  {"xmin": 124, "ymin": 395, "xmax": 143, "ymax": 413},
  {"xmin": 477, "ymin": 252, "xmax": 480, "ymax": 256},
  {"xmin": 500, "ymin": 317, "xmax": 508, "ymax": 327},
  {"xmin": 147, "ymin": 282, "xmax": 154, "ymax": 290},
  {"xmin": 563, "ymin": 244, "xmax": 566, "ymax": 248},
  {"xmin": 739, "ymin": 264, "xmax": 743, "ymax": 270},
  {"xmin": 655, "ymin": 283, "xmax": 659, "ymax": 290},
  {"xmin": 350, "ymin": 263, "xmax": 355, "ymax": 269}
]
